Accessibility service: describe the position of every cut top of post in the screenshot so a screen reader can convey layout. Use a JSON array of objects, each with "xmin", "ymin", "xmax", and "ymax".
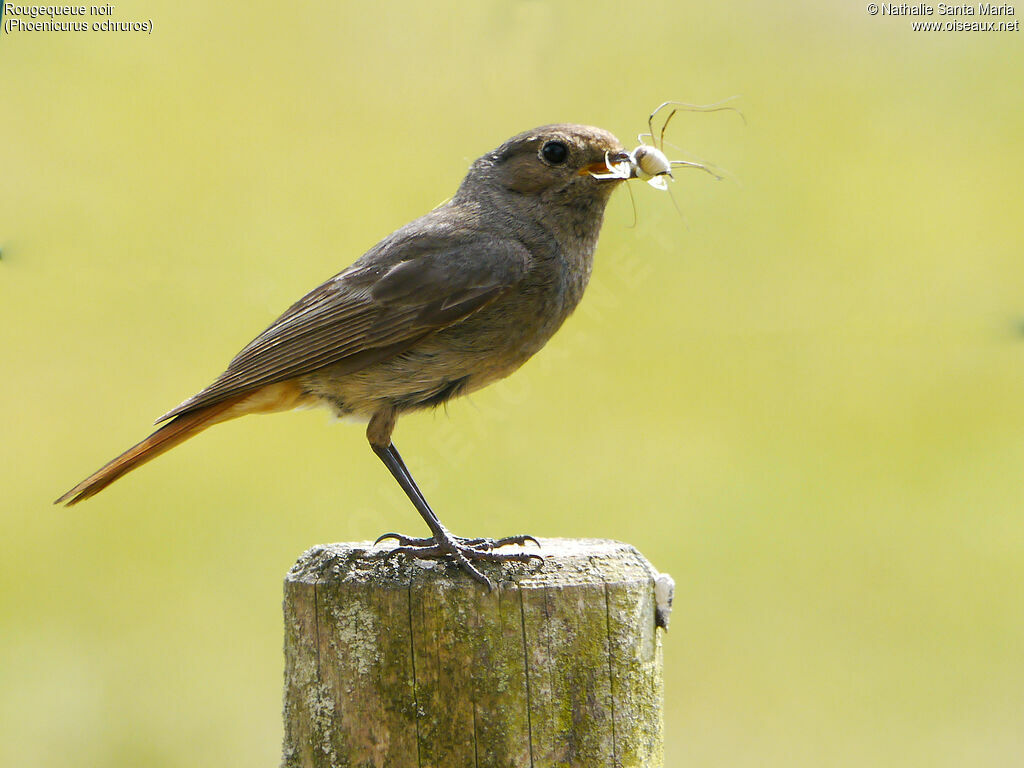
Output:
[{"xmin": 287, "ymin": 537, "xmax": 666, "ymax": 594}]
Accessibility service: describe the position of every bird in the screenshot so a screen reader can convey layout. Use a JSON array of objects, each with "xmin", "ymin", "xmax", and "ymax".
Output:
[{"xmin": 56, "ymin": 124, "xmax": 645, "ymax": 586}]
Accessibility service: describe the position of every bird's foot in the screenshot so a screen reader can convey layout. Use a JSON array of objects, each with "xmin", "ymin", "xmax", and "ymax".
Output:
[
  {"xmin": 375, "ymin": 532, "xmax": 539, "ymax": 549},
  {"xmin": 373, "ymin": 531, "xmax": 542, "ymax": 588}
]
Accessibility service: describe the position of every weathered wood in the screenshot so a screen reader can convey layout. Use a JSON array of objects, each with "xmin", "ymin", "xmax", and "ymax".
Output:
[{"xmin": 282, "ymin": 538, "xmax": 673, "ymax": 768}]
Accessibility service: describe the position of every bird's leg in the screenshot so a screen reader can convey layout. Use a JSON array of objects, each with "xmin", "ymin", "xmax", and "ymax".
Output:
[
  {"xmin": 366, "ymin": 409, "xmax": 541, "ymax": 588},
  {"xmin": 374, "ymin": 442, "xmax": 540, "ymax": 549},
  {"xmin": 379, "ymin": 444, "xmax": 537, "ymax": 548}
]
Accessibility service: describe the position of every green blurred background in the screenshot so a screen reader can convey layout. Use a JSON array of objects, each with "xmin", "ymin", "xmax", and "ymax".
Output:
[{"xmin": 3, "ymin": 1, "xmax": 1023, "ymax": 765}]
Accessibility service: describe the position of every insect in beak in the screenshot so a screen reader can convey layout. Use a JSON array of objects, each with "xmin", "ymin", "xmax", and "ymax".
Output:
[
  {"xmin": 584, "ymin": 151, "xmax": 634, "ymax": 181},
  {"xmin": 627, "ymin": 99, "xmax": 742, "ymax": 191},
  {"xmin": 586, "ymin": 100, "xmax": 740, "ymax": 192},
  {"xmin": 630, "ymin": 145, "xmax": 674, "ymax": 189}
]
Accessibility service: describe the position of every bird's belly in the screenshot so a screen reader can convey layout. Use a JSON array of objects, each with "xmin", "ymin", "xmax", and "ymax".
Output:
[
  {"xmin": 300, "ymin": 342, "xmax": 524, "ymax": 417},
  {"xmin": 300, "ymin": 295, "xmax": 569, "ymax": 418}
]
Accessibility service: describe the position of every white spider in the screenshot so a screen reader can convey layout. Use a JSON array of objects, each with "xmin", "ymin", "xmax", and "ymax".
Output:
[
  {"xmin": 589, "ymin": 100, "xmax": 740, "ymax": 191},
  {"xmin": 630, "ymin": 144, "xmax": 674, "ymax": 190},
  {"xmin": 588, "ymin": 145, "xmax": 677, "ymax": 190}
]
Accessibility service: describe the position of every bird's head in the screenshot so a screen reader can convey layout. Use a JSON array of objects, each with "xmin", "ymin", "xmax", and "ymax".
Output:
[{"xmin": 459, "ymin": 124, "xmax": 631, "ymax": 205}]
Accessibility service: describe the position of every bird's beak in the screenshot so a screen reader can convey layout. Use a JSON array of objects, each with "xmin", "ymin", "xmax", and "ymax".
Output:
[{"xmin": 580, "ymin": 150, "xmax": 633, "ymax": 179}]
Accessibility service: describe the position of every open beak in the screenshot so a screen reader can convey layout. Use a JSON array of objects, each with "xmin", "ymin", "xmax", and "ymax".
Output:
[{"xmin": 580, "ymin": 150, "xmax": 634, "ymax": 179}]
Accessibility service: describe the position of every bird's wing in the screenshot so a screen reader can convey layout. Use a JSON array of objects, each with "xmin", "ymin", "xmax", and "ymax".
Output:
[{"xmin": 157, "ymin": 229, "xmax": 530, "ymax": 423}]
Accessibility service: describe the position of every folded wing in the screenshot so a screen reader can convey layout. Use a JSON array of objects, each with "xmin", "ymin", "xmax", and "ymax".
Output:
[{"xmin": 158, "ymin": 229, "xmax": 530, "ymax": 423}]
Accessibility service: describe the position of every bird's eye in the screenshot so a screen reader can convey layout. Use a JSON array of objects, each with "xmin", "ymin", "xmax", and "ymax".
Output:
[{"xmin": 541, "ymin": 141, "xmax": 569, "ymax": 165}]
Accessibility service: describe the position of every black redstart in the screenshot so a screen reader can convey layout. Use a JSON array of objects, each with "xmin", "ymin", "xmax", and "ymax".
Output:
[{"xmin": 57, "ymin": 124, "xmax": 656, "ymax": 585}]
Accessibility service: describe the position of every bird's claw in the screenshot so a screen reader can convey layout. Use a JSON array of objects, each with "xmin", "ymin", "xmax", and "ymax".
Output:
[
  {"xmin": 491, "ymin": 534, "xmax": 541, "ymax": 549},
  {"xmin": 375, "ymin": 532, "xmax": 540, "ymax": 550},
  {"xmin": 374, "ymin": 532, "xmax": 429, "ymax": 547},
  {"xmin": 373, "ymin": 531, "xmax": 544, "ymax": 588}
]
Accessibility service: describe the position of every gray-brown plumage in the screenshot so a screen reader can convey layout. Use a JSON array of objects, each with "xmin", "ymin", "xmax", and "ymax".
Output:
[{"xmin": 57, "ymin": 124, "xmax": 634, "ymax": 586}]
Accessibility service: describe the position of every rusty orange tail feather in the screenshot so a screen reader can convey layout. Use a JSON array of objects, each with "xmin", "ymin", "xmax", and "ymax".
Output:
[
  {"xmin": 55, "ymin": 395, "xmax": 248, "ymax": 506},
  {"xmin": 56, "ymin": 381, "xmax": 310, "ymax": 506}
]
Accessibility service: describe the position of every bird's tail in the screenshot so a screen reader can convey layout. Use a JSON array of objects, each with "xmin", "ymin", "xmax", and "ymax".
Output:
[{"xmin": 55, "ymin": 396, "xmax": 245, "ymax": 506}]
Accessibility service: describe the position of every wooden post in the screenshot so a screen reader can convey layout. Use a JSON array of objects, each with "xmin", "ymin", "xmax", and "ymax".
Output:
[{"xmin": 281, "ymin": 538, "xmax": 674, "ymax": 768}]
